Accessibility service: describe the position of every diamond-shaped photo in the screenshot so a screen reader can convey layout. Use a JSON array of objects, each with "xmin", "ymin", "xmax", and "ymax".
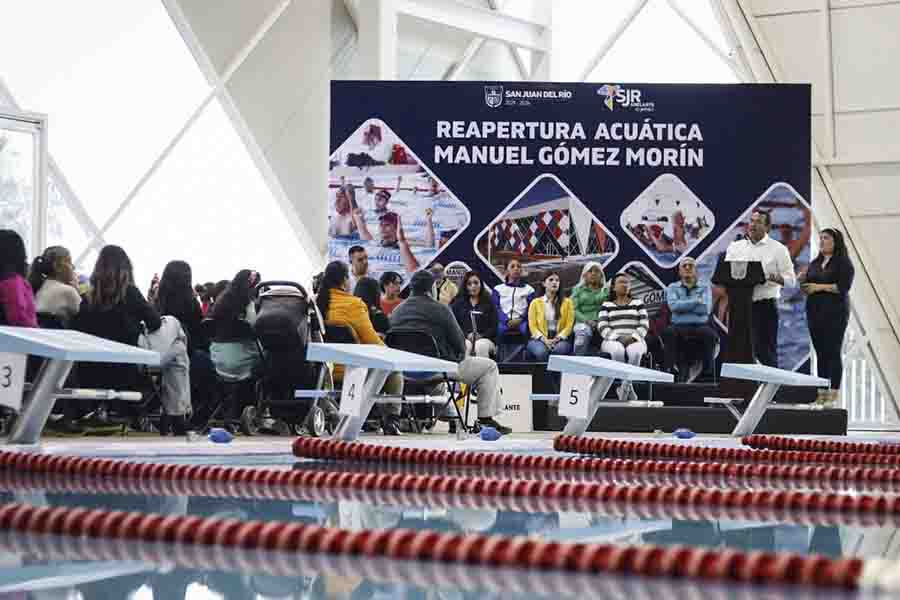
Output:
[
  {"xmin": 328, "ymin": 118, "xmax": 470, "ymax": 283},
  {"xmin": 620, "ymin": 173, "xmax": 715, "ymax": 268},
  {"xmin": 474, "ymin": 174, "xmax": 618, "ymax": 289}
]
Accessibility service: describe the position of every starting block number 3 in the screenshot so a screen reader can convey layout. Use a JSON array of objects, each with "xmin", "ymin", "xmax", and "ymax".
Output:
[
  {"xmin": 0, "ymin": 353, "xmax": 26, "ymax": 413},
  {"xmin": 558, "ymin": 373, "xmax": 592, "ymax": 420}
]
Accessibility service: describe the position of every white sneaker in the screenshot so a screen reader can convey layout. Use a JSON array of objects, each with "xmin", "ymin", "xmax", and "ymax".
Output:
[
  {"xmin": 627, "ymin": 381, "xmax": 638, "ymax": 402},
  {"xmin": 616, "ymin": 383, "xmax": 626, "ymax": 402}
]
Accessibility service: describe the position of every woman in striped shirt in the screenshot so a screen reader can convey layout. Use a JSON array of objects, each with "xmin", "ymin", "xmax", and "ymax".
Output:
[{"xmin": 598, "ymin": 273, "xmax": 649, "ymax": 401}]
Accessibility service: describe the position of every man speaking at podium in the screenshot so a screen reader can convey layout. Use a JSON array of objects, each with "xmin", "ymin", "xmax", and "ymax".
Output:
[{"xmin": 725, "ymin": 209, "xmax": 797, "ymax": 367}]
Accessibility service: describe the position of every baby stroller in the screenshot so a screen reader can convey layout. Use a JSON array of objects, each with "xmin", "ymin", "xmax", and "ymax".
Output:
[{"xmin": 241, "ymin": 280, "xmax": 337, "ymax": 436}]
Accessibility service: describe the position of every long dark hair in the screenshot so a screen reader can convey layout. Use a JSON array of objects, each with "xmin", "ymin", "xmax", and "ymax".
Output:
[
  {"xmin": 211, "ymin": 269, "xmax": 259, "ymax": 322},
  {"xmin": 542, "ymin": 271, "xmax": 563, "ymax": 316},
  {"xmin": 88, "ymin": 245, "xmax": 134, "ymax": 308},
  {"xmin": 353, "ymin": 277, "xmax": 382, "ymax": 314},
  {"xmin": 315, "ymin": 261, "xmax": 349, "ymax": 319},
  {"xmin": 28, "ymin": 246, "xmax": 72, "ymax": 294},
  {"xmin": 155, "ymin": 260, "xmax": 194, "ymax": 318},
  {"xmin": 818, "ymin": 228, "xmax": 848, "ymax": 261},
  {"xmin": 456, "ymin": 271, "xmax": 489, "ymax": 305},
  {"xmin": 0, "ymin": 230, "xmax": 27, "ymax": 280}
]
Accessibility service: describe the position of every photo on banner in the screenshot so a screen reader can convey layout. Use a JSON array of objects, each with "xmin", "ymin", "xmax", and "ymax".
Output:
[
  {"xmin": 327, "ymin": 118, "xmax": 471, "ymax": 283},
  {"xmin": 696, "ymin": 182, "xmax": 812, "ymax": 371},
  {"xmin": 474, "ymin": 174, "xmax": 619, "ymax": 290},
  {"xmin": 620, "ymin": 173, "xmax": 715, "ymax": 268}
]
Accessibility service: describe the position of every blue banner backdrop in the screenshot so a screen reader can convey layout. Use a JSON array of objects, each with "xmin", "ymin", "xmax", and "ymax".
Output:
[{"xmin": 329, "ymin": 81, "xmax": 811, "ymax": 371}]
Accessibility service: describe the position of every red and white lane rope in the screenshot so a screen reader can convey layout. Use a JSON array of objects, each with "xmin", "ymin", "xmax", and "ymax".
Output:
[
  {"xmin": 0, "ymin": 470, "xmax": 895, "ymax": 529},
  {"xmin": 742, "ymin": 435, "xmax": 900, "ymax": 456},
  {"xmin": 0, "ymin": 502, "xmax": 878, "ymax": 590},
  {"xmin": 291, "ymin": 457, "xmax": 900, "ymax": 494},
  {"xmin": 291, "ymin": 438, "xmax": 900, "ymax": 487},
  {"xmin": 553, "ymin": 435, "xmax": 900, "ymax": 468},
  {"xmin": 0, "ymin": 530, "xmax": 845, "ymax": 600}
]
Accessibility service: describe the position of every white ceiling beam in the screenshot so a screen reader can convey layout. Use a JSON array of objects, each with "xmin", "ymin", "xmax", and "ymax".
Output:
[
  {"xmin": 753, "ymin": 0, "xmax": 900, "ymax": 17},
  {"xmin": 486, "ymin": 0, "xmax": 530, "ymax": 79},
  {"xmin": 77, "ymin": 0, "xmax": 293, "ymax": 265},
  {"xmin": 667, "ymin": 0, "xmax": 750, "ymax": 81},
  {"xmin": 820, "ymin": 0, "xmax": 837, "ymax": 158},
  {"xmin": 343, "ymin": 0, "xmax": 360, "ymax": 34},
  {"xmin": 444, "ymin": 37, "xmax": 486, "ymax": 80},
  {"xmin": 579, "ymin": 0, "xmax": 650, "ymax": 82},
  {"xmin": 395, "ymin": 0, "xmax": 549, "ymax": 51},
  {"xmin": 444, "ymin": 0, "xmax": 530, "ymax": 81},
  {"xmin": 814, "ymin": 155, "xmax": 900, "ymax": 166}
]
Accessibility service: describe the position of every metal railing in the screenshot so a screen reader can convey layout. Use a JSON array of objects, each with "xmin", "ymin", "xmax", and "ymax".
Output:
[{"xmin": 840, "ymin": 310, "xmax": 900, "ymax": 430}]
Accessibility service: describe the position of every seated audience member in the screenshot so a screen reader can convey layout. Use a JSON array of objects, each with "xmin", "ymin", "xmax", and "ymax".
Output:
[
  {"xmin": 571, "ymin": 261, "xmax": 608, "ymax": 355},
  {"xmin": 391, "ymin": 270, "xmax": 510, "ymax": 435},
  {"xmin": 450, "ymin": 271, "xmax": 498, "ymax": 358},
  {"xmin": 73, "ymin": 245, "xmax": 191, "ymax": 434},
  {"xmin": 662, "ymin": 257, "xmax": 717, "ymax": 382},
  {"xmin": 29, "ymin": 245, "xmax": 81, "ymax": 327},
  {"xmin": 211, "ymin": 280, "xmax": 229, "ymax": 304},
  {"xmin": 0, "ymin": 230, "xmax": 37, "ymax": 327},
  {"xmin": 379, "ymin": 271, "xmax": 403, "ymax": 316},
  {"xmin": 155, "ymin": 261, "xmax": 217, "ymax": 415},
  {"xmin": 597, "ymin": 273, "xmax": 649, "ymax": 402},
  {"xmin": 199, "ymin": 281, "xmax": 216, "ymax": 316},
  {"xmin": 430, "ymin": 263, "xmax": 458, "ymax": 305},
  {"xmin": 353, "ymin": 276, "xmax": 391, "ymax": 337},
  {"xmin": 317, "ymin": 261, "xmax": 403, "ymax": 435},
  {"xmin": 526, "ymin": 272, "xmax": 574, "ymax": 362},
  {"xmin": 209, "ymin": 269, "xmax": 263, "ymax": 384},
  {"xmin": 491, "ymin": 258, "xmax": 535, "ymax": 339}
]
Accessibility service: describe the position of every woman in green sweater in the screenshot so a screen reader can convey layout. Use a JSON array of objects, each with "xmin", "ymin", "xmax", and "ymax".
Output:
[{"xmin": 572, "ymin": 261, "xmax": 609, "ymax": 355}]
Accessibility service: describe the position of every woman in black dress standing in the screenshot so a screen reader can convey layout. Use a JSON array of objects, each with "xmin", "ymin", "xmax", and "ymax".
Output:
[{"xmin": 801, "ymin": 228, "xmax": 854, "ymax": 406}]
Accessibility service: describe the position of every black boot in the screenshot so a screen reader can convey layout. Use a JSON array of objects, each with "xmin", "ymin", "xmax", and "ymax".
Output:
[
  {"xmin": 159, "ymin": 413, "xmax": 171, "ymax": 436},
  {"xmin": 170, "ymin": 415, "xmax": 188, "ymax": 436},
  {"xmin": 382, "ymin": 414, "xmax": 402, "ymax": 436}
]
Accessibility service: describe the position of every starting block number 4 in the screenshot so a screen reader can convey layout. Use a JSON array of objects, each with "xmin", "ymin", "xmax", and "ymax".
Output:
[
  {"xmin": 0, "ymin": 353, "xmax": 26, "ymax": 413},
  {"xmin": 340, "ymin": 366, "xmax": 368, "ymax": 417},
  {"xmin": 558, "ymin": 373, "xmax": 593, "ymax": 420}
]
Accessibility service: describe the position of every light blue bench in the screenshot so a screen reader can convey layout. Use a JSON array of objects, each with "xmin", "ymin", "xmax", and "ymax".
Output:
[
  {"xmin": 304, "ymin": 343, "xmax": 459, "ymax": 441},
  {"xmin": 0, "ymin": 326, "xmax": 160, "ymax": 445},
  {"xmin": 708, "ymin": 362, "xmax": 829, "ymax": 436},
  {"xmin": 546, "ymin": 355, "xmax": 674, "ymax": 436}
]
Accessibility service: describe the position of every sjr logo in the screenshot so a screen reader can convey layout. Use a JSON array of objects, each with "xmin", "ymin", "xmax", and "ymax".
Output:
[{"xmin": 597, "ymin": 84, "xmax": 644, "ymax": 111}]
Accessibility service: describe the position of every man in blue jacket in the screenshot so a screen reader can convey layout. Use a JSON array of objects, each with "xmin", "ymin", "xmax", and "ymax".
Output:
[{"xmin": 662, "ymin": 257, "xmax": 718, "ymax": 382}]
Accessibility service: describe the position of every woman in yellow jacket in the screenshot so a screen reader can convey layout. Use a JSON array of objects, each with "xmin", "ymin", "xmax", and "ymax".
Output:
[
  {"xmin": 315, "ymin": 260, "xmax": 404, "ymax": 434},
  {"xmin": 526, "ymin": 271, "xmax": 574, "ymax": 362}
]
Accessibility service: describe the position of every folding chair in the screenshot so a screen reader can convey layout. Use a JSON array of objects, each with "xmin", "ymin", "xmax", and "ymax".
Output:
[{"xmin": 384, "ymin": 328, "xmax": 470, "ymax": 433}]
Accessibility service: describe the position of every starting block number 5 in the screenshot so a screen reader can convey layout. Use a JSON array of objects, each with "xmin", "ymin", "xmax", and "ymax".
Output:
[
  {"xmin": 340, "ymin": 366, "xmax": 368, "ymax": 417},
  {"xmin": 0, "ymin": 353, "xmax": 26, "ymax": 413},
  {"xmin": 558, "ymin": 373, "xmax": 593, "ymax": 420}
]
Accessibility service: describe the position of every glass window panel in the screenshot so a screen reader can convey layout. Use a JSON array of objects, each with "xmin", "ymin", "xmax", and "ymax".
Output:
[
  {"xmin": 46, "ymin": 174, "xmax": 90, "ymax": 260},
  {"xmin": 0, "ymin": 126, "xmax": 35, "ymax": 258},
  {"xmin": 0, "ymin": 0, "xmax": 210, "ymax": 226}
]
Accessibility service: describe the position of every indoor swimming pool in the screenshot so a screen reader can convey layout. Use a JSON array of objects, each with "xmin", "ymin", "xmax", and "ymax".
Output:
[{"xmin": 0, "ymin": 433, "xmax": 899, "ymax": 599}]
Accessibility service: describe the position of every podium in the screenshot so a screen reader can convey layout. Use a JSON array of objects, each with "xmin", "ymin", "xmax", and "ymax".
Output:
[{"xmin": 711, "ymin": 257, "xmax": 765, "ymax": 400}]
